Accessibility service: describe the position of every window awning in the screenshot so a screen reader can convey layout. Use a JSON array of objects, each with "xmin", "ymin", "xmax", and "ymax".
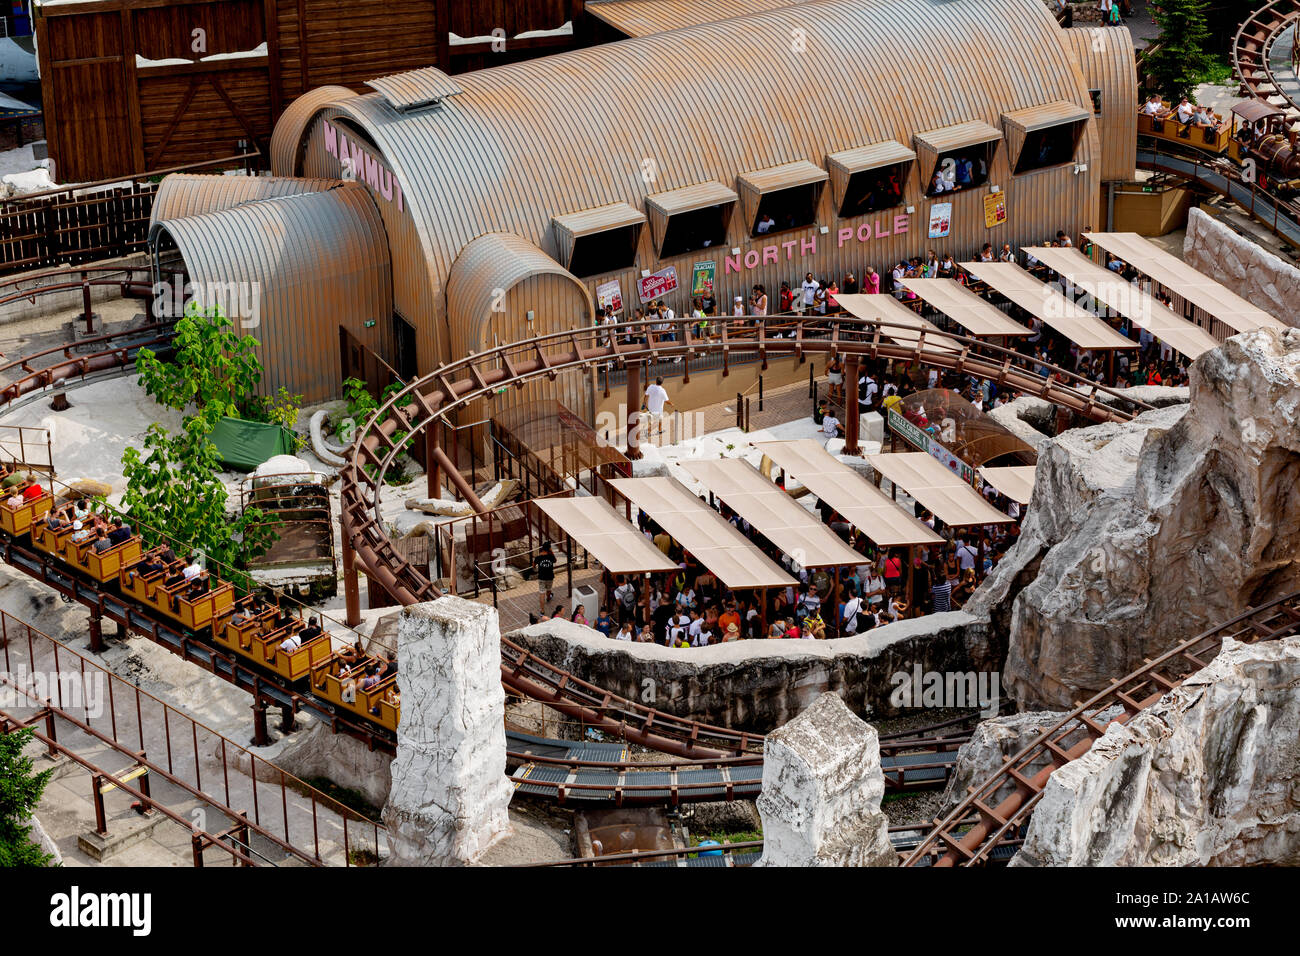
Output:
[
  {"xmin": 609, "ymin": 476, "xmax": 796, "ymax": 590},
  {"xmin": 552, "ymin": 202, "xmax": 647, "ymax": 266},
  {"xmin": 865, "ymin": 452, "xmax": 1015, "ymax": 527},
  {"xmin": 1084, "ymin": 232, "xmax": 1284, "ymax": 333},
  {"xmin": 913, "ymin": 120, "xmax": 1002, "ymax": 174},
  {"xmin": 1001, "ymin": 100, "xmax": 1090, "ymax": 169},
  {"xmin": 900, "ymin": 279, "xmax": 1030, "ymax": 338},
  {"xmin": 836, "ymin": 292, "xmax": 965, "ymax": 354},
  {"xmin": 644, "ymin": 181, "xmax": 738, "ymax": 253},
  {"xmin": 679, "ymin": 458, "xmax": 865, "ymax": 569},
  {"xmin": 826, "ymin": 141, "xmax": 915, "ymax": 213},
  {"xmin": 1024, "ymin": 246, "xmax": 1219, "ymax": 359},
  {"xmin": 533, "ymin": 496, "xmax": 679, "ymax": 575},
  {"xmin": 366, "ymin": 67, "xmax": 463, "ymax": 111},
  {"xmin": 751, "ymin": 440, "xmax": 943, "ymax": 548},
  {"xmin": 959, "ymin": 261, "xmax": 1138, "ymax": 351},
  {"xmin": 736, "ymin": 160, "xmax": 828, "ymax": 231},
  {"xmin": 977, "ymin": 465, "xmax": 1036, "ymax": 505}
]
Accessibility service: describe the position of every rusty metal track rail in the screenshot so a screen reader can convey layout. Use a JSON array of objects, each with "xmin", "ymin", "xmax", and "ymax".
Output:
[
  {"xmin": 902, "ymin": 591, "xmax": 1300, "ymax": 867},
  {"xmin": 339, "ymin": 315, "xmax": 1150, "ymax": 756},
  {"xmin": 1233, "ymin": 1, "xmax": 1300, "ymax": 121},
  {"xmin": 0, "ymin": 322, "xmax": 175, "ymax": 408}
]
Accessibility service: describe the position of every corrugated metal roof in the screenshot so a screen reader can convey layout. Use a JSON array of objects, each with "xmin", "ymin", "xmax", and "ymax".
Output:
[
  {"xmin": 1084, "ymin": 232, "xmax": 1286, "ymax": 333},
  {"xmin": 865, "ymin": 452, "xmax": 1015, "ymax": 527},
  {"xmin": 737, "ymin": 160, "xmax": 829, "ymax": 194},
  {"xmin": 1060, "ymin": 27, "xmax": 1137, "ymax": 183},
  {"xmin": 150, "ymin": 174, "xmax": 341, "ymax": 227},
  {"xmin": 1023, "ymin": 246, "xmax": 1219, "ymax": 359},
  {"xmin": 534, "ymin": 497, "xmax": 679, "ymax": 575},
  {"xmin": 900, "ymin": 279, "xmax": 1031, "ymax": 337},
  {"xmin": 365, "ymin": 67, "xmax": 464, "ymax": 112},
  {"xmin": 678, "ymin": 458, "xmax": 865, "ymax": 568},
  {"xmin": 914, "ymin": 120, "xmax": 1004, "ymax": 156},
  {"xmin": 270, "ymin": 86, "xmax": 355, "ymax": 178},
  {"xmin": 959, "ymin": 261, "xmax": 1138, "ymax": 350},
  {"xmin": 1002, "ymin": 100, "xmax": 1092, "ymax": 135},
  {"xmin": 149, "ymin": 184, "xmax": 392, "ymax": 403},
  {"xmin": 587, "ymin": 0, "xmax": 810, "ymax": 36},
  {"xmin": 609, "ymin": 476, "xmax": 796, "ymax": 589},
  {"xmin": 751, "ymin": 440, "xmax": 943, "ymax": 548},
  {"xmin": 826, "ymin": 141, "xmax": 916, "ymax": 176}
]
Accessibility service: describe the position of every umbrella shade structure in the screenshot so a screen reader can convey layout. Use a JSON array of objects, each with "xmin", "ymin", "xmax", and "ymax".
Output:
[
  {"xmin": 751, "ymin": 439, "xmax": 943, "ymax": 548},
  {"xmin": 679, "ymin": 457, "xmax": 865, "ymax": 569},
  {"xmin": 533, "ymin": 496, "xmax": 680, "ymax": 575},
  {"xmin": 609, "ymin": 476, "xmax": 796, "ymax": 590},
  {"xmin": 865, "ymin": 452, "xmax": 1015, "ymax": 527}
]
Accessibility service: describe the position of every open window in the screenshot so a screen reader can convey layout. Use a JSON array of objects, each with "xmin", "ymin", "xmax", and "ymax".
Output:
[
  {"xmin": 645, "ymin": 181, "xmax": 738, "ymax": 259},
  {"xmin": 736, "ymin": 161, "xmax": 828, "ymax": 238},
  {"xmin": 914, "ymin": 121, "xmax": 1002, "ymax": 198},
  {"xmin": 552, "ymin": 202, "xmax": 646, "ymax": 278},
  {"xmin": 826, "ymin": 141, "xmax": 914, "ymax": 218},
  {"xmin": 1002, "ymin": 101, "xmax": 1091, "ymax": 174},
  {"xmin": 1088, "ymin": 89, "xmax": 1103, "ymax": 115}
]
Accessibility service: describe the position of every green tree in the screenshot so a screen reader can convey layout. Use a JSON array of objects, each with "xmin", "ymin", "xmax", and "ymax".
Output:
[
  {"xmin": 0, "ymin": 728, "xmax": 56, "ymax": 867},
  {"xmin": 123, "ymin": 303, "xmax": 280, "ymax": 571},
  {"xmin": 1145, "ymin": 0, "xmax": 1215, "ymax": 102}
]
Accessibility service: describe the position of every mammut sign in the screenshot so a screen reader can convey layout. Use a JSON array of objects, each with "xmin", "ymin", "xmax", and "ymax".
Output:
[
  {"xmin": 724, "ymin": 213, "xmax": 911, "ymax": 275},
  {"xmin": 322, "ymin": 120, "xmax": 404, "ymax": 212}
]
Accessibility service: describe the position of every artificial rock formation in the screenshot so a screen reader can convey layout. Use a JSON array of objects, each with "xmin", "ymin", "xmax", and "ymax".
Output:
[
  {"xmin": 988, "ymin": 328, "xmax": 1300, "ymax": 709},
  {"xmin": 382, "ymin": 597, "xmax": 512, "ymax": 865},
  {"xmin": 1184, "ymin": 207, "xmax": 1300, "ymax": 329},
  {"xmin": 939, "ymin": 710, "xmax": 1065, "ymax": 816},
  {"xmin": 755, "ymin": 693, "xmax": 896, "ymax": 866},
  {"xmin": 1012, "ymin": 635, "xmax": 1300, "ymax": 866}
]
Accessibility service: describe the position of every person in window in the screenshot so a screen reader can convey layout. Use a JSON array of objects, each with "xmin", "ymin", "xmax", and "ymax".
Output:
[
  {"xmin": 955, "ymin": 156, "xmax": 974, "ymax": 188},
  {"xmin": 755, "ymin": 212, "xmax": 776, "ymax": 234},
  {"xmin": 929, "ymin": 171, "xmax": 952, "ymax": 195}
]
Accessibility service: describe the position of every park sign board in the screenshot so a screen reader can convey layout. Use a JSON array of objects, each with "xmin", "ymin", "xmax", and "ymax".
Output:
[{"xmin": 886, "ymin": 407, "xmax": 979, "ymax": 486}]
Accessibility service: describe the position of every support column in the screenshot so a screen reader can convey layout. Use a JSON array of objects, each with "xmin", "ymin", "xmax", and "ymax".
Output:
[
  {"xmin": 430, "ymin": 445, "xmax": 486, "ymax": 513},
  {"xmin": 625, "ymin": 359, "xmax": 642, "ymax": 461},
  {"xmin": 382, "ymin": 597, "xmax": 513, "ymax": 865},
  {"xmin": 426, "ymin": 426, "xmax": 441, "ymax": 500},
  {"xmin": 87, "ymin": 612, "xmax": 104, "ymax": 654},
  {"xmin": 843, "ymin": 355, "xmax": 861, "ymax": 456},
  {"xmin": 341, "ymin": 530, "xmax": 361, "ymax": 628}
]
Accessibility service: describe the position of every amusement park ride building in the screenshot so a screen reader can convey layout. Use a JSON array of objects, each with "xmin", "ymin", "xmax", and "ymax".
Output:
[{"xmin": 147, "ymin": 0, "xmax": 1139, "ymax": 419}]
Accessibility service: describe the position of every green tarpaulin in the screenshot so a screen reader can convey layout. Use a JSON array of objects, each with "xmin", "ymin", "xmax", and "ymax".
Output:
[{"xmin": 207, "ymin": 416, "xmax": 295, "ymax": 471}]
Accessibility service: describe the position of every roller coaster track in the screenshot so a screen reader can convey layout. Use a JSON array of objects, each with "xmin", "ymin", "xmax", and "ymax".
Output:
[
  {"xmin": 1137, "ymin": 145, "xmax": 1300, "ymax": 248},
  {"xmin": 1233, "ymin": 1, "xmax": 1300, "ymax": 124},
  {"xmin": 339, "ymin": 314, "xmax": 1151, "ymax": 757},
  {"xmin": 902, "ymin": 591, "xmax": 1300, "ymax": 867}
]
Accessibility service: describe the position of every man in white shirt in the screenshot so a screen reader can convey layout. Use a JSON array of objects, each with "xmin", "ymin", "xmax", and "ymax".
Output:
[
  {"xmin": 280, "ymin": 631, "xmax": 303, "ymax": 654},
  {"xmin": 1174, "ymin": 97, "xmax": 1194, "ymax": 125},
  {"xmin": 821, "ymin": 412, "xmax": 839, "ymax": 444},
  {"xmin": 756, "ymin": 213, "xmax": 776, "ymax": 234},
  {"xmin": 956, "ymin": 541, "xmax": 978, "ymax": 572},
  {"xmin": 799, "ymin": 273, "xmax": 818, "ymax": 314},
  {"xmin": 644, "ymin": 378, "xmax": 671, "ymax": 422}
]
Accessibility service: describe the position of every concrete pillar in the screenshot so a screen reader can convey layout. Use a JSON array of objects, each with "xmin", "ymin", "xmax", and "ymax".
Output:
[
  {"xmin": 625, "ymin": 360, "xmax": 642, "ymax": 460},
  {"xmin": 382, "ymin": 596, "xmax": 512, "ymax": 865},
  {"xmin": 756, "ymin": 693, "xmax": 896, "ymax": 867},
  {"xmin": 843, "ymin": 356, "xmax": 860, "ymax": 456}
]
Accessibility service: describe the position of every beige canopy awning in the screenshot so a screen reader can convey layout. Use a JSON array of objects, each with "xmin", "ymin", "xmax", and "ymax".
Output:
[
  {"xmin": 679, "ymin": 458, "xmax": 865, "ymax": 568},
  {"xmin": 836, "ymin": 292, "xmax": 964, "ymax": 353},
  {"xmin": 552, "ymin": 202, "xmax": 647, "ymax": 266},
  {"xmin": 1024, "ymin": 246, "xmax": 1220, "ymax": 359},
  {"xmin": 1001, "ymin": 100, "xmax": 1091, "ymax": 170},
  {"xmin": 900, "ymin": 278, "xmax": 1030, "ymax": 337},
  {"xmin": 644, "ymin": 181, "xmax": 738, "ymax": 254},
  {"xmin": 977, "ymin": 465, "xmax": 1037, "ymax": 505},
  {"xmin": 865, "ymin": 452, "xmax": 1015, "ymax": 526},
  {"xmin": 1084, "ymin": 232, "xmax": 1284, "ymax": 333},
  {"xmin": 736, "ymin": 160, "xmax": 828, "ymax": 232},
  {"xmin": 825, "ymin": 140, "xmax": 915, "ymax": 213},
  {"xmin": 533, "ymin": 496, "xmax": 680, "ymax": 575},
  {"xmin": 959, "ymin": 261, "xmax": 1137, "ymax": 351},
  {"xmin": 609, "ymin": 476, "xmax": 796, "ymax": 589},
  {"xmin": 751, "ymin": 440, "xmax": 943, "ymax": 548}
]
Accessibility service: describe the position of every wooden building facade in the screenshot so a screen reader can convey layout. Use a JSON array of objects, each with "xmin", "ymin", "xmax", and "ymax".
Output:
[{"xmin": 34, "ymin": 0, "xmax": 587, "ymax": 182}]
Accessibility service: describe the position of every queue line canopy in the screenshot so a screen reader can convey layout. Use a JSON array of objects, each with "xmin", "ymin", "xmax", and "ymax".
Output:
[
  {"xmin": 1024, "ymin": 246, "xmax": 1220, "ymax": 360},
  {"xmin": 900, "ymin": 278, "xmax": 1030, "ymax": 337},
  {"xmin": 977, "ymin": 465, "xmax": 1037, "ymax": 505},
  {"xmin": 679, "ymin": 458, "xmax": 865, "ymax": 569},
  {"xmin": 532, "ymin": 496, "xmax": 679, "ymax": 576},
  {"xmin": 751, "ymin": 440, "xmax": 943, "ymax": 548},
  {"xmin": 959, "ymin": 261, "xmax": 1137, "ymax": 351},
  {"xmin": 609, "ymin": 476, "xmax": 796, "ymax": 590},
  {"xmin": 836, "ymin": 292, "xmax": 964, "ymax": 353},
  {"xmin": 865, "ymin": 452, "xmax": 1014, "ymax": 527},
  {"xmin": 1084, "ymin": 232, "xmax": 1284, "ymax": 333}
]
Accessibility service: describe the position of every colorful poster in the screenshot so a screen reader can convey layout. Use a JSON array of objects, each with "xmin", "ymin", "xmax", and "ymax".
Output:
[
  {"xmin": 596, "ymin": 279, "xmax": 623, "ymax": 315},
  {"xmin": 691, "ymin": 260, "xmax": 716, "ymax": 298},
  {"xmin": 983, "ymin": 192, "xmax": 1007, "ymax": 229},
  {"xmin": 927, "ymin": 202, "xmax": 952, "ymax": 239},
  {"xmin": 637, "ymin": 265, "xmax": 679, "ymax": 303}
]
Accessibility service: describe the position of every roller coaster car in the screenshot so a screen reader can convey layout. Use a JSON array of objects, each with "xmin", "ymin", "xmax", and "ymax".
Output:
[
  {"xmin": 0, "ymin": 485, "xmax": 53, "ymax": 536},
  {"xmin": 72, "ymin": 536, "xmax": 144, "ymax": 583},
  {"xmin": 242, "ymin": 624, "xmax": 334, "ymax": 682},
  {"xmin": 1137, "ymin": 103, "xmax": 1233, "ymax": 155},
  {"xmin": 309, "ymin": 655, "xmax": 400, "ymax": 732},
  {"xmin": 213, "ymin": 604, "xmax": 279, "ymax": 654}
]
